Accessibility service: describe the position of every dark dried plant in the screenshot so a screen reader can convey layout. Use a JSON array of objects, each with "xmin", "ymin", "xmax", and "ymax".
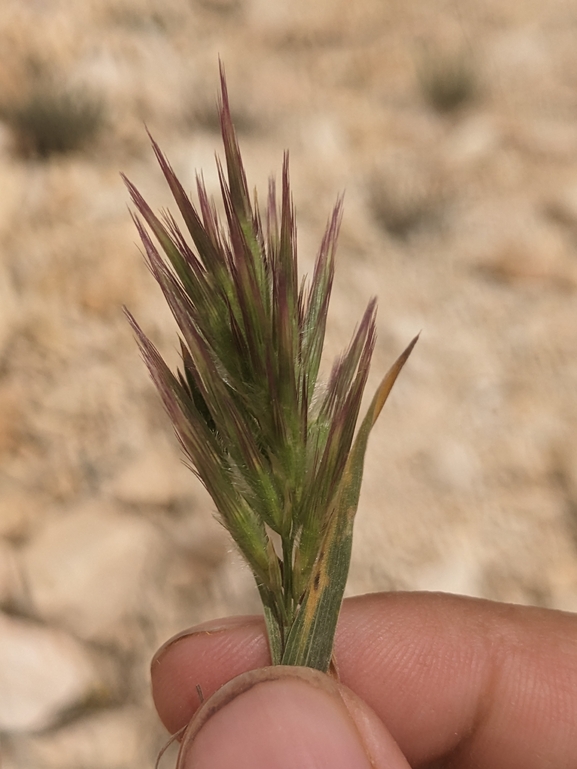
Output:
[
  {"xmin": 1, "ymin": 84, "xmax": 105, "ymax": 159},
  {"xmin": 418, "ymin": 49, "xmax": 478, "ymax": 114}
]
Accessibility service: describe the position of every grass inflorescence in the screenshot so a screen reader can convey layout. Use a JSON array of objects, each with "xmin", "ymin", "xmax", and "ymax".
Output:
[{"xmin": 126, "ymin": 66, "xmax": 416, "ymax": 672}]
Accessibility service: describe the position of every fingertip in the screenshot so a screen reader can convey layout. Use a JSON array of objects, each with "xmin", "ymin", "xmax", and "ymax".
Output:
[
  {"xmin": 151, "ymin": 616, "xmax": 268, "ymax": 734},
  {"xmin": 177, "ymin": 667, "xmax": 410, "ymax": 769}
]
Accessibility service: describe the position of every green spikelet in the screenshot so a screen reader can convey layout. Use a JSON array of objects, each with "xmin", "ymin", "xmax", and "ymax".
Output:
[{"xmin": 125, "ymin": 65, "xmax": 417, "ymax": 672}]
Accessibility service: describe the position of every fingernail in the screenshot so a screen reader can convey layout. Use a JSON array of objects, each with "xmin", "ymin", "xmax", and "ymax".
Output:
[
  {"xmin": 177, "ymin": 667, "xmax": 408, "ymax": 769},
  {"xmin": 152, "ymin": 616, "xmax": 261, "ymax": 667}
]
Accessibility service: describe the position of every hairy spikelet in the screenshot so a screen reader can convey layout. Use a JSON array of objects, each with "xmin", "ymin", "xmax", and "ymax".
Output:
[{"xmin": 126, "ymin": 65, "xmax": 416, "ymax": 671}]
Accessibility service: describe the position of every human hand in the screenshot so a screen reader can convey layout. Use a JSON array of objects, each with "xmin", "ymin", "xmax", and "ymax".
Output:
[{"xmin": 151, "ymin": 591, "xmax": 577, "ymax": 768}]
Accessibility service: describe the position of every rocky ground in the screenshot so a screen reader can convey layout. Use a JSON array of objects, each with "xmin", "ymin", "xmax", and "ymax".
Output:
[{"xmin": 2, "ymin": 0, "xmax": 577, "ymax": 767}]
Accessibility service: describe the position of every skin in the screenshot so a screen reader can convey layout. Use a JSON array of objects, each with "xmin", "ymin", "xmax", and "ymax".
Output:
[{"xmin": 151, "ymin": 591, "xmax": 577, "ymax": 768}]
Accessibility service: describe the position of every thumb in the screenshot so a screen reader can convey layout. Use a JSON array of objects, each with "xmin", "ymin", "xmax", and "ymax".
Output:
[{"xmin": 176, "ymin": 666, "xmax": 410, "ymax": 769}]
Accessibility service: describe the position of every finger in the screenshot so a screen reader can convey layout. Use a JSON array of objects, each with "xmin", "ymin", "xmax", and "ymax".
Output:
[
  {"xmin": 151, "ymin": 591, "xmax": 577, "ymax": 769},
  {"xmin": 152, "ymin": 615, "xmax": 269, "ymax": 732},
  {"xmin": 176, "ymin": 666, "xmax": 411, "ymax": 769}
]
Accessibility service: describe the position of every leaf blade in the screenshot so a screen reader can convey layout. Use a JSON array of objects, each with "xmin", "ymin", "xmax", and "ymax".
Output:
[{"xmin": 281, "ymin": 335, "xmax": 419, "ymax": 671}]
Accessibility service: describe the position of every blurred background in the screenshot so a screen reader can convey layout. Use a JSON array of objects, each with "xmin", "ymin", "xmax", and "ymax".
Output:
[{"xmin": 2, "ymin": 0, "xmax": 577, "ymax": 766}]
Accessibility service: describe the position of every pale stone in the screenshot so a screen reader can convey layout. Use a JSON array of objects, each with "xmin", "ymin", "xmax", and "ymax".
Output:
[
  {"xmin": 302, "ymin": 113, "xmax": 346, "ymax": 161},
  {"xmin": 0, "ymin": 160, "xmax": 26, "ymax": 238},
  {"xmin": 0, "ymin": 488, "xmax": 37, "ymax": 539},
  {"xmin": 0, "ymin": 538, "xmax": 25, "ymax": 610},
  {"xmin": 519, "ymin": 119, "xmax": 577, "ymax": 160},
  {"xmin": 412, "ymin": 546, "xmax": 483, "ymax": 597},
  {"xmin": 0, "ymin": 273, "xmax": 17, "ymax": 357},
  {"xmin": 0, "ymin": 166, "xmax": 23, "ymax": 357},
  {"xmin": 367, "ymin": 150, "xmax": 443, "ymax": 239},
  {"xmin": 22, "ymin": 501, "xmax": 161, "ymax": 641},
  {"xmin": 430, "ymin": 439, "xmax": 482, "ymax": 493},
  {"xmin": 246, "ymin": 0, "xmax": 292, "ymax": 29},
  {"xmin": 561, "ymin": 443, "xmax": 577, "ymax": 501},
  {"xmin": 444, "ymin": 115, "xmax": 500, "ymax": 166},
  {"xmin": 0, "ymin": 613, "xmax": 98, "ymax": 733},
  {"xmin": 108, "ymin": 441, "xmax": 199, "ymax": 507},
  {"xmin": 15, "ymin": 706, "xmax": 151, "ymax": 769},
  {"xmin": 467, "ymin": 202, "xmax": 576, "ymax": 287},
  {"xmin": 545, "ymin": 181, "xmax": 577, "ymax": 228}
]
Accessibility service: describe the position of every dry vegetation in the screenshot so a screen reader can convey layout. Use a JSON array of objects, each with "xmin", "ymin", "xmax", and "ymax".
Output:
[{"xmin": 2, "ymin": 0, "xmax": 577, "ymax": 766}]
